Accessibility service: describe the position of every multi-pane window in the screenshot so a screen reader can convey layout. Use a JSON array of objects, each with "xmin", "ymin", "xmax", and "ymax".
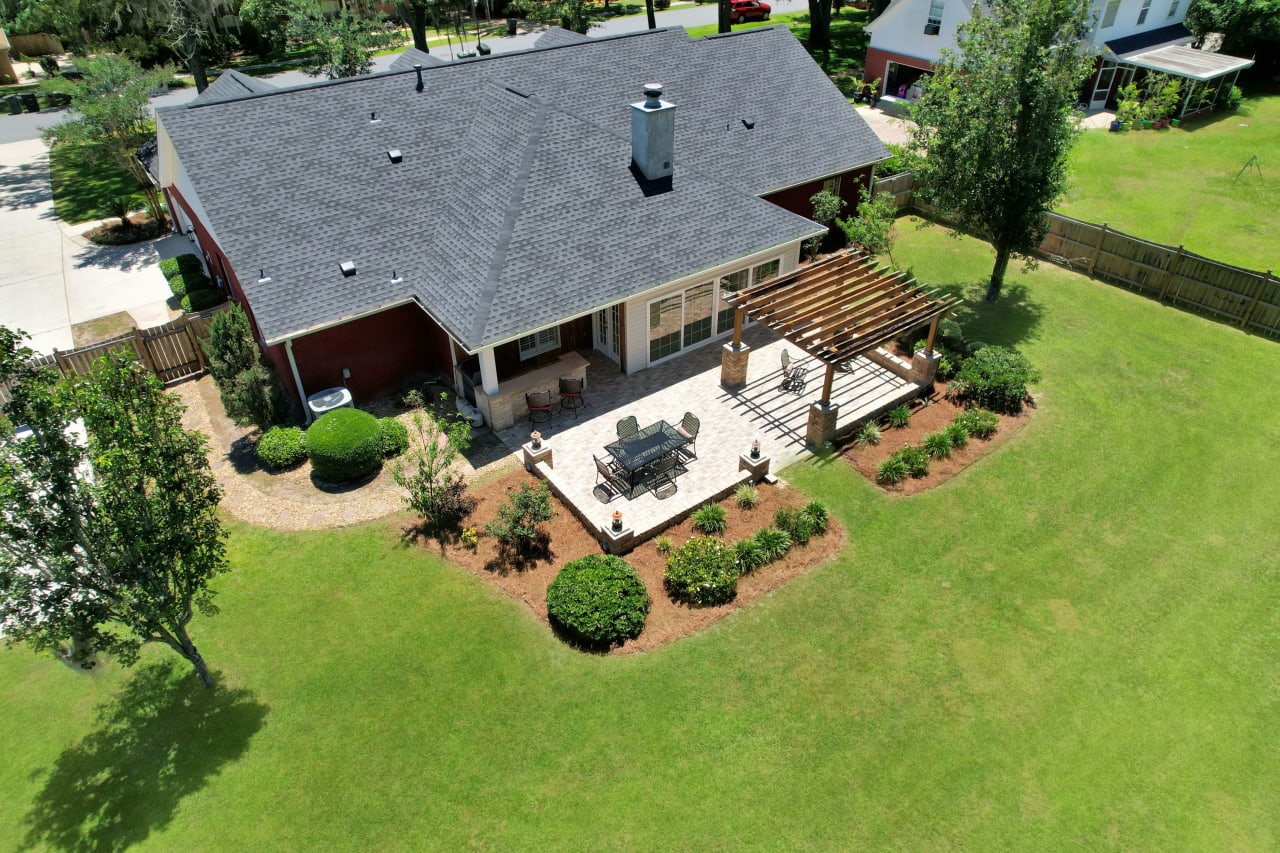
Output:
[
  {"xmin": 822, "ymin": 175, "xmax": 843, "ymax": 196},
  {"xmin": 649, "ymin": 295, "xmax": 683, "ymax": 362},
  {"xmin": 683, "ymin": 282, "xmax": 714, "ymax": 348},
  {"xmin": 518, "ymin": 327, "xmax": 560, "ymax": 360},
  {"xmin": 1137, "ymin": 0, "xmax": 1152, "ymax": 24},
  {"xmin": 1101, "ymin": 0, "xmax": 1120, "ymax": 27},
  {"xmin": 1167, "ymin": 0, "xmax": 1179, "ymax": 17},
  {"xmin": 716, "ymin": 269, "xmax": 750, "ymax": 334},
  {"xmin": 753, "ymin": 259, "xmax": 781, "ymax": 285},
  {"xmin": 924, "ymin": 0, "xmax": 944, "ymax": 34}
]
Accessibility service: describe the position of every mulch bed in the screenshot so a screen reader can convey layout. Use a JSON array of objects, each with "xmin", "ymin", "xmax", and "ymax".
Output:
[
  {"xmin": 85, "ymin": 215, "xmax": 167, "ymax": 245},
  {"xmin": 837, "ymin": 380, "xmax": 1033, "ymax": 495},
  {"xmin": 407, "ymin": 468, "xmax": 846, "ymax": 654}
]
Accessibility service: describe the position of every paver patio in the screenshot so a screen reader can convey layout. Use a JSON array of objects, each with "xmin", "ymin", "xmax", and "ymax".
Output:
[{"xmin": 490, "ymin": 325, "xmax": 923, "ymax": 544}]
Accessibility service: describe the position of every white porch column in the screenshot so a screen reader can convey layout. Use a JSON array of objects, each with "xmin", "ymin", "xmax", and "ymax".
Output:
[{"xmin": 479, "ymin": 346, "xmax": 499, "ymax": 396}]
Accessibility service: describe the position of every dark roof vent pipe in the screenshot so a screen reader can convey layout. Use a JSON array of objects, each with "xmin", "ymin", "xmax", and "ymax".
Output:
[
  {"xmin": 630, "ymin": 82, "xmax": 676, "ymax": 181},
  {"xmin": 414, "ymin": 63, "xmax": 424, "ymax": 92}
]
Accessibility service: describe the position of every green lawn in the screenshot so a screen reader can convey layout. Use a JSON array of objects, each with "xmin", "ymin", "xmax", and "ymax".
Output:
[
  {"xmin": 686, "ymin": 7, "xmax": 869, "ymax": 75},
  {"xmin": 3, "ymin": 220, "xmax": 1279, "ymax": 848},
  {"xmin": 48, "ymin": 144, "xmax": 145, "ymax": 225},
  {"xmin": 1062, "ymin": 93, "xmax": 1280, "ymax": 273}
]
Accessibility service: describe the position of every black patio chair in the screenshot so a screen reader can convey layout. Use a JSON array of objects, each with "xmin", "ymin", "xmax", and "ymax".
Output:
[
  {"xmin": 780, "ymin": 349, "xmax": 808, "ymax": 394},
  {"xmin": 526, "ymin": 390, "xmax": 553, "ymax": 425},
  {"xmin": 616, "ymin": 415, "xmax": 638, "ymax": 439},
  {"xmin": 644, "ymin": 455, "xmax": 679, "ymax": 498},
  {"xmin": 594, "ymin": 454, "xmax": 630, "ymax": 501},
  {"xmin": 558, "ymin": 376, "xmax": 585, "ymax": 418},
  {"xmin": 675, "ymin": 411, "xmax": 700, "ymax": 460}
]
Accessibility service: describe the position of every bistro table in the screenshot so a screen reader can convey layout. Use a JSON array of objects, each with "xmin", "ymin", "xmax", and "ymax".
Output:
[{"xmin": 604, "ymin": 420, "xmax": 690, "ymax": 492}]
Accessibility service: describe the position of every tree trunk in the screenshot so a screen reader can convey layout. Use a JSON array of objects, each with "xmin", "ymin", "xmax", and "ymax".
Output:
[
  {"xmin": 409, "ymin": 4, "xmax": 429, "ymax": 51},
  {"xmin": 646, "ymin": 0, "xmax": 656, "ymax": 29},
  {"xmin": 987, "ymin": 240, "xmax": 1012, "ymax": 302},
  {"xmin": 188, "ymin": 40, "xmax": 209, "ymax": 93},
  {"xmin": 807, "ymin": 0, "xmax": 832, "ymax": 60},
  {"xmin": 174, "ymin": 625, "xmax": 215, "ymax": 687},
  {"xmin": 718, "ymin": 0, "xmax": 731, "ymax": 33}
]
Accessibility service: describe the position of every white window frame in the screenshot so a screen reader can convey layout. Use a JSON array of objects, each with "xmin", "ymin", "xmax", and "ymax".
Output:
[
  {"xmin": 1137, "ymin": 0, "xmax": 1152, "ymax": 24},
  {"xmin": 517, "ymin": 327, "xmax": 560, "ymax": 361},
  {"xmin": 1101, "ymin": 0, "xmax": 1120, "ymax": 27},
  {"xmin": 924, "ymin": 0, "xmax": 944, "ymax": 34},
  {"xmin": 1167, "ymin": 0, "xmax": 1179, "ymax": 17},
  {"xmin": 822, "ymin": 176, "xmax": 843, "ymax": 196}
]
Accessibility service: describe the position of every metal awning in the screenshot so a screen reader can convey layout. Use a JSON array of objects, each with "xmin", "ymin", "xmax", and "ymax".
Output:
[
  {"xmin": 725, "ymin": 250, "xmax": 959, "ymax": 369},
  {"xmin": 1122, "ymin": 44, "xmax": 1254, "ymax": 82}
]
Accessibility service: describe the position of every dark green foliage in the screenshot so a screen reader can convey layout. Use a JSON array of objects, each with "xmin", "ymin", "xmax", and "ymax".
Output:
[
  {"xmin": 256, "ymin": 425, "xmax": 306, "ymax": 470},
  {"xmin": 836, "ymin": 190, "xmax": 898, "ymax": 259},
  {"xmin": 201, "ymin": 304, "xmax": 286, "ymax": 430},
  {"xmin": 752, "ymin": 526, "xmax": 792, "ymax": 562},
  {"xmin": 801, "ymin": 501, "xmax": 829, "ymax": 533},
  {"xmin": 947, "ymin": 346, "xmax": 1041, "ymax": 413},
  {"xmin": 394, "ymin": 403, "xmax": 474, "ymax": 527},
  {"xmin": 485, "ymin": 482, "xmax": 554, "ymax": 553},
  {"xmin": 546, "ymin": 555, "xmax": 650, "ymax": 647},
  {"xmin": 876, "ymin": 455, "xmax": 908, "ymax": 485},
  {"xmin": 732, "ymin": 537, "xmax": 768, "ymax": 575},
  {"xmin": 774, "ymin": 506, "xmax": 816, "ymax": 546},
  {"xmin": 955, "ymin": 408, "xmax": 1000, "ymax": 439},
  {"xmin": 691, "ymin": 503, "xmax": 728, "ymax": 535},
  {"xmin": 305, "ymin": 408, "xmax": 382, "ymax": 483},
  {"xmin": 664, "ymin": 537, "xmax": 738, "ymax": 606},
  {"xmin": 896, "ymin": 445, "xmax": 930, "ymax": 478},
  {"xmin": 923, "ymin": 431, "xmax": 953, "ymax": 460},
  {"xmin": 886, "ymin": 404, "xmax": 911, "ymax": 428},
  {"xmin": 159, "ymin": 253, "xmax": 203, "ymax": 281},
  {"xmin": 168, "ymin": 271, "xmax": 210, "ymax": 298},
  {"xmin": 944, "ymin": 421, "xmax": 970, "ymax": 449},
  {"xmin": 180, "ymin": 287, "xmax": 225, "ymax": 313},
  {"xmin": 378, "ymin": 417, "xmax": 409, "ymax": 458}
]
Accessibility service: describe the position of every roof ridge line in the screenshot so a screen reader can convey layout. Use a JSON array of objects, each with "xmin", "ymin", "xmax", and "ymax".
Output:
[{"xmin": 467, "ymin": 97, "xmax": 549, "ymax": 346}]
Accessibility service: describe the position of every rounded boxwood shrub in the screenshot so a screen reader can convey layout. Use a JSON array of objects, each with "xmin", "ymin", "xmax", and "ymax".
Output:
[
  {"xmin": 305, "ymin": 408, "xmax": 382, "ymax": 482},
  {"xmin": 546, "ymin": 554, "xmax": 650, "ymax": 647},
  {"xmin": 664, "ymin": 536, "xmax": 738, "ymax": 606},
  {"xmin": 180, "ymin": 287, "xmax": 224, "ymax": 313},
  {"xmin": 378, "ymin": 417, "xmax": 409, "ymax": 458},
  {"xmin": 947, "ymin": 345, "xmax": 1040, "ymax": 414},
  {"xmin": 168, "ymin": 271, "xmax": 209, "ymax": 298},
  {"xmin": 256, "ymin": 425, "xmax": 306, "ymax": 470}
]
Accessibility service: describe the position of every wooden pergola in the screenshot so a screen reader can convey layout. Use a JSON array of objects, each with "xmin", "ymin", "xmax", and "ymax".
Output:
[{"xmin": 724, "ymin": 250, "xmax": 960, "ymax": 405}]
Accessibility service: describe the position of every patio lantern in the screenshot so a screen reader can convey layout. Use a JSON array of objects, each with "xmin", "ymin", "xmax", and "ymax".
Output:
[
  {"xmin": 751, "ymin": 439, "xmax": 761, "ymax": 459},
  {"xmin": 611, "ymin": 510, "xmax": 623, "ymax": 532},
  {"xmin": 530, "ymin": 430, "xmax": 542, "ymax": 449}
]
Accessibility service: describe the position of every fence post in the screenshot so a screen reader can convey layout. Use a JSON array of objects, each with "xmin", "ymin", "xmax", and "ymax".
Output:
[
  {"xmin": 1088, "ymin": 222, "xmax": 1108, "ymax": 277},
  {"xmin": 1240, "ymin": 270, "xmax": 1274, "ymax": 330},
  {"xmin": 52, "ymin": 348, "xmax": 71, "ymax": 377},
  {"xmin": 1158, "ymin": 245, "xmax": 1185, "ymax": 302},
  {"xmin": 132, "ymin": 326, "xmax": 159, "ymax": 373},
  {"xmin": 184, "ymin": 316, "xmax": 207, "ymax": 373}
]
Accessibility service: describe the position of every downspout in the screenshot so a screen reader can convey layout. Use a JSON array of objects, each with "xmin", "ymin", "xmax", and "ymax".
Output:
[{"xmin": 285, "ymin": 338, "xmax": 310, "ymax": 423}]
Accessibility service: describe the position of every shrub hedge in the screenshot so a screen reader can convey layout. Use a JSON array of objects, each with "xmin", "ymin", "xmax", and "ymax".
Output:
[
  {"xmin": 180, "ymin": 287, "xmax": 225, "ymax": 313},
  {"xmin": 167, "ymin": 271, "xmax": 210, "ymax": 298},
  {"xmin": 256, "ymin": 425, "xmax": 306, "ymax": 470},
  {"xmin": 159, "ymin": 253, "xmax": 203, "ymax": 281},
  {"xmin": 306, "ymin": 408, "xmax": 382, "ymax": 482},
  {"xmin": 664, "ymin": 537, "xmax": 738, "ymax": 606},
  {"xmin": 378, "ymin": 417, "xmax": 409, "ymax": 458},
  {"xmin": 546, "ymin": 554, "xmax": 650, "ymax": 647}
]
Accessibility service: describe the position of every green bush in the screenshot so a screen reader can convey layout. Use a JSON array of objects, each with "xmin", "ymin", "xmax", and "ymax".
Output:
[
  {"xmin": 733, "ymin": 537, "xmax": 767, "ymax": 575},
  {"xmin": 167, "ymin": 271, "xmax": 210, "ymax": 298},
  {"xmin": 378, "ymin": 417, "xmax": 409, "ymax": 458},
  {"xmin": 734, "ymin": 483, "xmax": 759, "ymax": 509},
  {"xmin": 944, "ymin": 421, "xmax": 969, "ymax": 448},
  {"xmin": 752, "ymin": 526, "xmax": 792, "ymax": 562},
  {"xmin": 256, "ymin": 425, "xmax": 306, "ymax": 470},
  {"xmin": 774, "ymin": 506, "xmax": 815, "ymax": 546},
  {"xmin": 546, "ymin": 554, "xmax": 650, "ymax": 647},
  {"xmin": 664, "ymin": 537, "xmax": 738, "ymax": 606},
  {"xmin": 654, "ymin": 535, "xmax": 673, "ymax": 555},
  {"xmin": 855, "ymin": 420, "xmax": 882, "ymax": 446},
  {"xmin": 886, "ymin": 404, "xmax": 911, "ymax": 428},
  {"xmin": 180, "ymin": 287, "xmax": 224, "ymax": 313},
  {"xmin": 877, "ymin": 455, "xmax": 908, "ymax": 485},
  {"xmin": 955, "ymin": 408, "xmax": 999, "ymax": 439},
  {"xmin": 923, "ymin": 431, "xmax": 953, "ymax": 460},
  {"xmin": 896, "ymin": 445, "xmax": 930, "ymax": 478},
  {"xmin": 802, "ymin": 501, "xmax": 829, "ymax": 533},
  {"xmin": 201, "ymin": 304, "xmax": 287, "ymax": 430},
  {"xmin": 485, "ymin": 481, "xmax": 554, "ymax": 553},
  {"xmin": 305, "ymin": 408, "xmax": 382, "ymax": 482},
  {"xmin": 947, "ymin": 346, "xmax": 1040, "ymax": 414},
  {"xmin": 160, "ymin": 253, "xmax": 203, "ymax": 281},
  {"xmin": 691, "ymin": 503, "xmax": 728, "ymax": 535}
]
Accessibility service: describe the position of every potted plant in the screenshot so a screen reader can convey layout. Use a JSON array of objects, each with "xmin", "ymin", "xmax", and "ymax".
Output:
[{"xmin": 1115, "ymin": 82, "xmax": 1141, "ymax": 132}]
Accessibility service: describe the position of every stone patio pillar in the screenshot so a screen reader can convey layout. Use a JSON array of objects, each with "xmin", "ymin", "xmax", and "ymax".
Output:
[
  {"xmin": 909, "ymin": 349, "xmax": 942, "ymax": 386},
  {"xmin": 720, "ymin": 342, "xmax": 751, "ymax": 390},
  {"xmin": 805, "ymin": 402, "xmax": 839, "ymax": 447}
]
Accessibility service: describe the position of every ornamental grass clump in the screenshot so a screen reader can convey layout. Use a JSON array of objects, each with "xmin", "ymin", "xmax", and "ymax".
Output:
[
  {"xmin": 774, "ymin": 506, "xmax": 816, "ymax": 546},
  {"xmin": 734, "ymin": 483, "xmax": 759, "ymax": 509},
  {"xmin": 955, "ymin": 408, "xmax": 999, "ymax": 439},
  {"xmin": 923, "ymin": 430, "xmax": 953, "ymax": 460},
  {"xmin": 256, "ymin": 425, "xmax": 306, "ymax": 470},
  {"xmin": 876, "ymin": 455, "xmax": 908, "ymax": 485},
  {"xmin": 664, "ymin": 537, "xmax": 738, "ymax": 606},
  {"xmin": 305, "ymin": 408, "xmax": 382, "ymax": 483},
  {"xmin": 752, "ymin": 526, "xmax": 792, "ymax": 562},
  {"xmin": 886, "ymin": 404, "xmax": 911, "ymax": 428},
  {"xmin": 546, "ymin": 554, "xmax": 650, "ymax": 647},
  {"xmin": 691, "ymin": 503, "xmax": 728, "ymax": 535},
  {"xmin": 944, "ymin": 421, "xmax": 970, "ymax": 448},
  {"xmin": 732, "ymin": 537, "xmax": 768, "ymax": 575},
  {"xmin": 855, "ymin": 420, "xmax": 882, "ymax": 447}
]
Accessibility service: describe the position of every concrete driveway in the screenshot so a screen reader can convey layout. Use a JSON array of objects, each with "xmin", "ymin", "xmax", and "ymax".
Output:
[{"xmin": 0, "ymin": 138, "xmax": 177, "ymax": 356}]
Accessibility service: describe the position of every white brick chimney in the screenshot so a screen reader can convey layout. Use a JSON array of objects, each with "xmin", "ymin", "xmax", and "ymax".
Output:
[{"xmin": 630, "ymin": 83, "xmax": 675, "ymax": 181}]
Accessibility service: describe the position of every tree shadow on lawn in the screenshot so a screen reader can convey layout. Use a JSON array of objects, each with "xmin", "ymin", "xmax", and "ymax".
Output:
[
  {"xmin": 931, "ymin": 280, "xmax": 1045, "ymax": 350},
  {"xmin": 22, "ymin": 659, "xmax": 268, "ymax": 853}
]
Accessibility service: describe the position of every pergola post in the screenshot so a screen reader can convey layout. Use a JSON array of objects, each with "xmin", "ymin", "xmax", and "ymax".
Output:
[
  {"xmin": 924, "ymin": 315, "xmax": 941, "ymax": 355},
  {"xmin": 720, "ymin": 306, "xmax": 751, "ymax": 390},
  {"xmin": 805, "ymin": 364, "xmax": 839, "ymax": 448}
]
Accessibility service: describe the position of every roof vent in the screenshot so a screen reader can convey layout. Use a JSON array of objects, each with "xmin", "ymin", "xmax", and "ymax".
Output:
[
  {"xmin": 642, "ymin": 83, "xmax": 663, "ymax": 109},
  {"xmin": 414, "ymin": 63, "xmax": 425, "ymax": 92},
  {"xmin": 339, "ymin": 261, "xmax": 357, "ymax": 277},
  {"xmin": 741, "ymin": 117, "xmax": 755, "ymax": 130},
  {"xmin": 258, "ymin": 269, "xmax": 272, "ymax": 284},
  {"xmin": 369, "ymin": 111, "xmax": 381, "ymax": 124},
  {"xmin": 390, "ymin": 270, "xmax": 403, "ymax": 284},
  {"xmin": 388, "ymin": 149, "xmax": 403, "ymax": 163}
]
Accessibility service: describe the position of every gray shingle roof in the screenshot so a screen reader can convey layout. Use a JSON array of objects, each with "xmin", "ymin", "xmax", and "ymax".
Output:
[
  {"xmin": 158, "ymin": 26, "xmax": 886, "ymax": 349},
  {"xmin": 534, "ymin": 26, "xmax": 591, "ymax": 48},
  {"xmin": 190, "ymin": 69, "xmax": 276, "ymax": 105},
  {"xmin": 388, "ymin": 48, "xmax": 447, "ymax": 71}
]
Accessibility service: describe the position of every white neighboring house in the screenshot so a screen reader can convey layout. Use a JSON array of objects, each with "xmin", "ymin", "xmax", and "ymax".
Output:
[{"xmin": 863, "ymin": 0, "xmax": 1252, "ymax": 113}]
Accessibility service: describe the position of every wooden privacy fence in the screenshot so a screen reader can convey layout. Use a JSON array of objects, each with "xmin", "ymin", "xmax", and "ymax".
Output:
[
  {"xmin": 870, "ymin": 173, "xmax": 1280, "ymax": 341},
  {"xmin": 1, "ymin": 304, "xmax": 229, "ymax": 408}
]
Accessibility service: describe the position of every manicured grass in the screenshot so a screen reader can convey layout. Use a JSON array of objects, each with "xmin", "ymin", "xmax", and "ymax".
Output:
[
  {"xmin": 1062, "ymin": 92, "xmax": 1280, "ymax": 273},
  {"xmin": 3, "ymin": 220, "xmax": 1279, "ymax": 847},
  {"xmin": 48, "ymin": 144, "xmax": 144, "ymax": 225},
  {"xmin": 687, "ymin": 7, "xmax": 869, "ymax": 76}
]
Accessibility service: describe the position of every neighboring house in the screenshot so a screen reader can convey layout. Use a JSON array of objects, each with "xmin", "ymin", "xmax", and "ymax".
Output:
[
  {"xmin": 155, "ymin": 26, "xmax": 888, "ymax": 429},
  {"xmin": 864, "ymin": 0, "xmax": 1252, "ymax": 112}
]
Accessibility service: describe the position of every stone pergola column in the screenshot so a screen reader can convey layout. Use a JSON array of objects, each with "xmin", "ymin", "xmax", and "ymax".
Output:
[
  {"xmin": 910, "ymin": 315, "xmax": 942, "ymax": 386},
  {"xmin": 720, "ymin": 305, "xmax": 750, "ymax": 390}
]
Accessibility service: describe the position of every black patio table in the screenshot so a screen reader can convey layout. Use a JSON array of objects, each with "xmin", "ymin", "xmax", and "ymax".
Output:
[{"xmin": 604, "ymin": 420, "xmax": 690, "ymax": 491}]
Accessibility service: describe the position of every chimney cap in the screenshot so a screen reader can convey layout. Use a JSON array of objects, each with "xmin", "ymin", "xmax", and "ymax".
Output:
[{"xmin": 642, "ymin": 83, "xmax": 663, "ymax": 108}]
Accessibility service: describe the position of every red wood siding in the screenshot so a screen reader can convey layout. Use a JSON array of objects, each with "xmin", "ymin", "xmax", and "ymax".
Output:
[{"xmin": 761, "ymin": 165, "xmax": 876, "ymax": 221}]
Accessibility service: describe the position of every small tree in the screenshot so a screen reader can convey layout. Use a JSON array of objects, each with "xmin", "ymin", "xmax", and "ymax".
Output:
[
  {"xmin": 0, "ymin": 329, "xmax": 228, "ymax": 687},
  {"xmin": 485, "ymin": 481, "xmax": 553, "ymax": 555},
  {"xmin": 837, "ymin": 191, "xmax": 898, "ymax": 261},
  {"xmin": 807, "ymin": 188, "xmax": 847, "ymax": 257},
  {"xmin": 41, "ymin": 54, "xmax": 172, "ymax": 232},
  {"xmin": 290, "ymin": 7, "xmax": 399, "ymax": 78},
  {"xmin": 394, "ymin": 398, "xmax": 474, "ymax": 526},
  {"xmin": 201, "ymin": 304, "xmax": 286, "ymax": 430},
  {"xmin": 241, "ymin": 0, "xmax": 309, "ymax": 55}
]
